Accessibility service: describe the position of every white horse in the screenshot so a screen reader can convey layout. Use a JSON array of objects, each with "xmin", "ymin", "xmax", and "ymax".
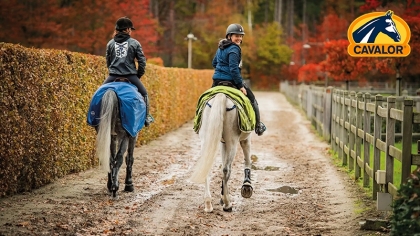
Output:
[{"xmin": 190, "ymin": 93, "xmax": 253, "ymax": 212}]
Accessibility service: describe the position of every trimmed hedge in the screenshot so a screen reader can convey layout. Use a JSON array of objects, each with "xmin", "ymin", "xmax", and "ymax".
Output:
[{"xmin": 0, "ymin": 43, "xmax": 211, "ymax": 196}]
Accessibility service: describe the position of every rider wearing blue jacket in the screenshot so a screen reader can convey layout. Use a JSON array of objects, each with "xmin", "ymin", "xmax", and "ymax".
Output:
[
  {"xmin": 212, "ymin": 23, "xmax": 266, "ymax": 136},
  {"xmin": 103, "ymin": 17, "xmax": 154, "ymax": 127}
]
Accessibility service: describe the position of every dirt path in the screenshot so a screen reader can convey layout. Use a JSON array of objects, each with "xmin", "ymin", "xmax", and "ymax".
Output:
[{"xmin": 0, "ymin": 91, "xmax": 385, "ymax": 236}]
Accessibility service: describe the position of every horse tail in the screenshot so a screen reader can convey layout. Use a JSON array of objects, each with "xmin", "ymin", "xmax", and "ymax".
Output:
[
  {"xmin": 96, "ymin": 90, "xmax": 117, "ymax": 173},
  {"xmin": 190, "ymin": 93, "xmax": 226, "ymax": 183}
]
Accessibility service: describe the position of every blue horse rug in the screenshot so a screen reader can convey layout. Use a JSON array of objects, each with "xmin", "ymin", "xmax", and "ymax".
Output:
[{"xmin": 87, "ymin": 82, "xmax": 146, "ymax": 137}]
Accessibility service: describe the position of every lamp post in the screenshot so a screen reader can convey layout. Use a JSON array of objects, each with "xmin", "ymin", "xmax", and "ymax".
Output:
[{"xmin": 185, "ymin": 33, "xmax": 197, "ymax": 69}]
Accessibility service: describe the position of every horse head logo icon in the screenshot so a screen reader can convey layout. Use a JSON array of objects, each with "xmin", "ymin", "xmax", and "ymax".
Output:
[
  {"xmin": 347, "ymin": 10, "xmax": 410, "ymax": 57},
  {"xmin": 352, "ymin": 11, "xmax": 400, "ymax": 43}
]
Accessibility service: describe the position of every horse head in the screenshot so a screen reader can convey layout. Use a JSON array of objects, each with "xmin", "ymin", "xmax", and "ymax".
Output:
[
  {"xmin": 380, "ymin": 10, "xmax": 401, "ymax": 42},
  {"xmin": 352, "ymin": 10, "xmax": 401, "ymax": 43}
]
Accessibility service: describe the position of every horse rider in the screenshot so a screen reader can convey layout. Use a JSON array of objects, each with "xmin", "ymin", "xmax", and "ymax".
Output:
[
  {"xmin": 103, "ymin": 16, "xmax": 154, "ymax": 127},
  {"xmin": 211, "ymin": 23, "xmax": 266, "ymax": 136}
]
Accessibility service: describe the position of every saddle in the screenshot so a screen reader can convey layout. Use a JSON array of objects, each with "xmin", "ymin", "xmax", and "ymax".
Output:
[
  {"xmin": 193, "ymin": 86, "xmax": 256, "ymax": 133},
  {"xmin": 114, "ymin": 77, "xmax": 130, "ymax": 83},
  {"xmin": 216, "ymin": 81, "xmax": 237, "ymax": 89}
]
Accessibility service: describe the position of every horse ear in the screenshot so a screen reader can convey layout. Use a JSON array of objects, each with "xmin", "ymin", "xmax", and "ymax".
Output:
[{"xmin": 386, "ymin": 10, "xmax": 393, "ymax": 17}]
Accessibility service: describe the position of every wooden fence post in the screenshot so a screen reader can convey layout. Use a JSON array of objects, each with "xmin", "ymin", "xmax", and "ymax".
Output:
[
  {"xmin": 349, "ymin": 91, "xmax": 356, "ymax": 171},
  {"xmin": 416, "ymin": 88, "xmax": 420, "ymax": 112},
  {"xmin": 331, "ymin": 90, "xmax": 337, "ymax": 153},
  {"xmin": 363, "ymin": 93, "xmax": 372, "ymax": 188},
  {"xmin": 373, "ymin": 95, "xmax": 384, "ymax": 200},
  {"xmin": 307, "ymin": 86, "xmax": 313, "ymax": 119},
  {"xmin": 342, "ymin": 90, "xmax": 349, "ymax": 166},
  {"xmin": 324, "ymin": 87, "xmax": 333, "ymax": 142},
  {"xmin": 385, "ymin": 96, "xmax": 396, "ymax": 193},
  {"xmin": 355, "ymin": 92, "xmax": 363, "ymax": 179},
  {"xmin": 338, "ymin": 90, "xmax": 344, "ymax": 162},
  {"xmin": 337, "ymin": 90, "xmax": 344, "ymax": 159},
  {"xmin": 401, "ymin": 99, "xmax": 414, "ymax": 184}
]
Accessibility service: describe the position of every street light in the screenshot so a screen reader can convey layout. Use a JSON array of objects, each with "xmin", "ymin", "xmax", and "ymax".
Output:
[{"xmin": 185, "ymin": 33, "xmax": 197, "ymax": 69}]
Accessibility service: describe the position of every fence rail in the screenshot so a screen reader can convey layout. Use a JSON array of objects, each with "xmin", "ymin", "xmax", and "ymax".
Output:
[{"xmin": 280, "ymin": 81, "xmax": 420, "ymax": 210}]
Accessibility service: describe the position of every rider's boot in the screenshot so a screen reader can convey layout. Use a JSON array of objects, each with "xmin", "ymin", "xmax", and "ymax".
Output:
[
  {"xmin": 144, "ymin": 95, "xmax": 154, "ymax": 127},
  {"xmin": 251, "ymin": 100, "xmax": 266, "ymax": 136}
]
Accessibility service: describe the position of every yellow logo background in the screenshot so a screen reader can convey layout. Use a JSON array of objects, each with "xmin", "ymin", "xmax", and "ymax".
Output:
[{"xmin": 347, "ymin": 11, "xmax": 411, "ymax": 57}]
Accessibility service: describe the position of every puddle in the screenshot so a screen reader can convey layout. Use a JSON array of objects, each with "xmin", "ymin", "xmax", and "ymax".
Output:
[
  {"xmin": 266, "ymin": 186, "xmax": 299, "ymax": 194},
  {"xmin": 251, "ymin": 155, "xmax": 258, "ymax": 163},
  {"xmin": 251, "ymin": 164, "xmax": 280, "ymax": 171},
  {"xmin": 250, "ymin": 154, "xmax": 291, "ymax": 172},
  {"xmin": 264, "ymin": 166, "xmax": 280, "ymax": 171}
]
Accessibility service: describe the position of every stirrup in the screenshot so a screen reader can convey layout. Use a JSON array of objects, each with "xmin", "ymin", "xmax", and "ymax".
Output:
[
  {"xmin": 144, "ymin": 114, "xmax": 155, "ymax": 127},
  {"xmin": 255, "ymin": 122, "xmax": 266, "ymax": 136}
]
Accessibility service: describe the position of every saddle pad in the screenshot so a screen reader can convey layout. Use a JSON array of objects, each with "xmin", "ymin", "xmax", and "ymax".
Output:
[
  {"xmin": 87, "ymin": 82, "xmax": 146, "ymax": 137},
  {"xmin": 193, "ymin": 86, "xmax": 256, "ymax": 133}
]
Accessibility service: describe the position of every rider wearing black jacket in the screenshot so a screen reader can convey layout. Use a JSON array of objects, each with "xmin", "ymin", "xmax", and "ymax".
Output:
[{"xmin": 103, "ymin": 17, "xmax": 154, "ymax": 127}]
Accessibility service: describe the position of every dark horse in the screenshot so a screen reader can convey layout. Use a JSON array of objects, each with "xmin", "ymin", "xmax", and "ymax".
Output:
[
  {"xmin": 352, "ymin": 10, "xmax": 401, "ymax": 43},
  {"xmin": 95, "ymin": 89, "xmax": 139, "ymax": 199}
]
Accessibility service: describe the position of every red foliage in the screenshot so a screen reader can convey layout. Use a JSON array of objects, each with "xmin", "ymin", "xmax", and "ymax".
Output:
[
  {"xmin": 317, "ymin": 13, "xmax": 349, "ymax": 41},
  {"xmin": 298, "ymin": 64, "xmax": 322, "ymax": 82},
  {"xmin": 0, "ymin": 0, "xmax": 159, "ymax": 57},
  {"xmin": 359, "ymin": 0, "xmax": 382, "ymax": 12},
  {"xmin": 324, "ymin": 39, "xmax": 365, "ymax": 81}
]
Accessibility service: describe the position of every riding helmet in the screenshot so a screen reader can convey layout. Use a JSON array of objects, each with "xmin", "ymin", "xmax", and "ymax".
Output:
[
  {"xmin": 225, "ymin": 23, "xmax": 245, "ymax": 38},
  {"xmin": 115, "ymin": 17, "xmax": 135, "ymax": 31}
]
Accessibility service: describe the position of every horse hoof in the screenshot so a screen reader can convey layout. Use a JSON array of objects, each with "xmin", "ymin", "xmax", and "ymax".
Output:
[
  {"xmin": 109, "ymin": 191, "xmax": 119, "ymax": 200},
  {"xmin": 223, "ymin": 206, "xmax": 232, "ymax": 212},
  {"xmin": 204, "ymin": 207, "xmax": 213, "ymax": 213},
  {"xmin": 124, "ymin": 185, "xmax": 134, "ymax": 192},
  {"xmin": 241, "ymin": 184, "xmax": 253, "ymax": 198}
]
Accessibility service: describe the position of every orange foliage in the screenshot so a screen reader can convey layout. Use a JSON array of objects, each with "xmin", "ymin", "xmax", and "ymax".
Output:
[
  {"xmin": 324, "ymin": 39, "xmax": 364, "ymax": 81},
  {"xmin": 317, "ymin": 13, "xmax": 349, "ymax": 41},
  {"xmin": 147, "ymin": 57, "xmax": 164, "ymax": 67},
  {"xmin": 298, "ymin": 64, "xmax": 322, "ymax": 82}
]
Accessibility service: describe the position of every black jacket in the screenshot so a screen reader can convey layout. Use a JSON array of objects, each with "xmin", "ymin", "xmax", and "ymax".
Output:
[{"xmin": 106, "ymin": 33, "xmax": 146, "ymax": 77}]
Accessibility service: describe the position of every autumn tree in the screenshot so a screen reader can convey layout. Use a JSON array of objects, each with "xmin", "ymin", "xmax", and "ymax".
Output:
[
  {"xmin": 247, "ymin": 22, "xmax": 292, "ymax": 89},
  {"xmin": 0, "ymin": 0, "xmax": 159, "ymax": 57},
  {"xmin": 323, "ymin": 39, "xmax": 364, "ymax": 82}
]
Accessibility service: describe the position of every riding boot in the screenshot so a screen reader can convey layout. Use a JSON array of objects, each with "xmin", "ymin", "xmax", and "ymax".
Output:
[
  {"xmin": 143, "ymin": 95, "xmax": 154, "ymax": 127},
  {"xmin": 251, "ymin": 100, "xmax": 266, "ymax": 136}
]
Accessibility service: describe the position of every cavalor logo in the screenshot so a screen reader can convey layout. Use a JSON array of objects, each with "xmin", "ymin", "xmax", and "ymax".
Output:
[{"xmin": 347, "ymin": 10, "xmax": 411, "ymax": 57}]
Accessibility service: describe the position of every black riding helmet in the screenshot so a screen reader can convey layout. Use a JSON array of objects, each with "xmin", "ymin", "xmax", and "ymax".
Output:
[
  {"xmin": 225, "ymin": 23, "xmax": 245, "ymax": 39},
  {"xmin": 115, "ymin": 17, "xmax": 136, "ymax": 31}
]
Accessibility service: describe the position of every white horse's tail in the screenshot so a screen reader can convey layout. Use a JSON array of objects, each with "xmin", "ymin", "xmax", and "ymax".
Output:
[
  {"xmin": 190, "ymin": 93, "xmax": 226, "ymax": 183},
  {"xmin": 95, "ymin": 90, "xmax": 117, "ymax": 173}
]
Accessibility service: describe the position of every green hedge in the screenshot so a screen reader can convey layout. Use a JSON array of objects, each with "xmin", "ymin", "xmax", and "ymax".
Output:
[{"xmin": 0, "ymin": 43, "xmax": 211, "ymax": 196}]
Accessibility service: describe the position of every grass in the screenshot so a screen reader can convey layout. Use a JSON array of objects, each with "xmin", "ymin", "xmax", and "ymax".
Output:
[
  {"xmin": 360, "ymin": 142, "xmax": 418, "ymax": 189},
  {"xmin": 331, "ymin": 141, "xmax": 418, "ymax": 193}
]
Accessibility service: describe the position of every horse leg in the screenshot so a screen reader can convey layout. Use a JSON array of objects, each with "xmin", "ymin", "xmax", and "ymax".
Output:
[
  {"xmin": 240, "ymin": 138, "xmax": 253, "ymax": 198},
  {"xmin": 110, "ymin": 138, "xmax": 125, "ymax": 198},
  {"xmin": 220, "ymin": 142, "xmax": 235, "ymax": 212},
  {"xmin": 204, "ymin": 176, "xmax": 213, "ymax": 213},
  {"xmin": 107, "ymin": 135, "xmax": 118, "ymax": 194},
  {"xmin": 124, "ymin": 136, "xmax": 137, "ymax": 192}
]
